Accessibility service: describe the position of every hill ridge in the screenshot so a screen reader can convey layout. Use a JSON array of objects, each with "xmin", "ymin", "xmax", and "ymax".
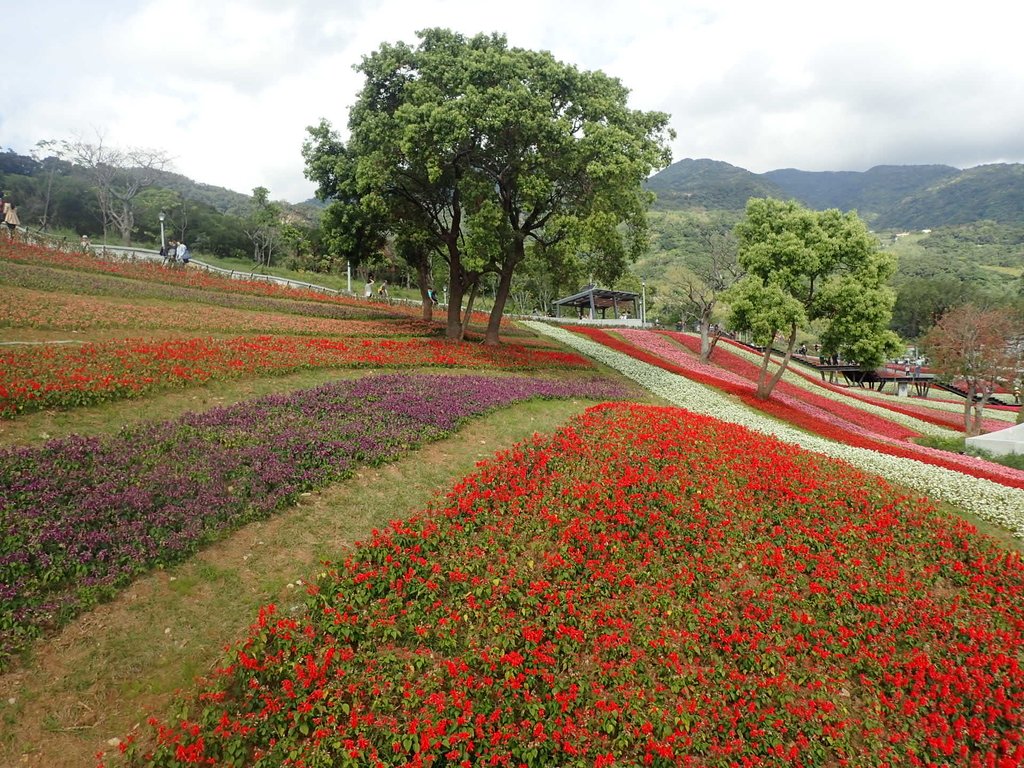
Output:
[{"xmin": 647, "ymin": 158, "xmax": 1024, "ymax": 228}]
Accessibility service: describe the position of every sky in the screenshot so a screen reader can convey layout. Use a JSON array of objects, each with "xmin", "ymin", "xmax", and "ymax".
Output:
[{"xmin": 5, "ymin": 0, "xmax": 1023, "ymax": 204}]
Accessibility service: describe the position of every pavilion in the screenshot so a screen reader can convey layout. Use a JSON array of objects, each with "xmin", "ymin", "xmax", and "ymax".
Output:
[{"xmin": 551, "ymin": 285, "xmax": 642, "ymax": 322}]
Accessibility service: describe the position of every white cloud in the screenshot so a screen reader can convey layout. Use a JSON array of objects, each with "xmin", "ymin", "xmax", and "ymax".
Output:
[{"xmin": 5, "ymin": 0, "xmax": 1023, "ymax": 202}]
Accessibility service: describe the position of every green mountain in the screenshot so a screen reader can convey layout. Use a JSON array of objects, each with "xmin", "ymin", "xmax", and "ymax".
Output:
[
  {"xmin": 645, "ymin": 159, "xmax": 785, "ymax": 211},
  {"xmin": 639, "ymin": 160, "xmax": 1024, "ymax": 340},
  {"xmin": 762, "ymin": 164, "xmax": 961, "ymax": 222},
  {"xmin": 648, "ymin": 159, "xmax": 1024, "ymax": 229},
  {"xmin": 872, "ymin": 164, "xmax": 1024, "ymax": 229}
]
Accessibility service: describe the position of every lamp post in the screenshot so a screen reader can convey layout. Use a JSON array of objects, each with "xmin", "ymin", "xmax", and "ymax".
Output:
[
  {"xmin": 641, "ymin": 280, "xmax": 647, "ymax": 326},
  {"xmin": 158, "ymin": 211, "xmax": 166, "ymax": 251}
]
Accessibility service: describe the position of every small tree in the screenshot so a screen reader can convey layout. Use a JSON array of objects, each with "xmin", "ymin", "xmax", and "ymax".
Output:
[
  {"xmin": 673, "ymin": 226, "xmax": 739, "ymax": 360},
  {"xmin": 246, "ymin": 186, "xmax": 282, "ymax": 269},
  {"xmin": 30, "ymin": 139, "xmax": 70, "ymax": 231},
  {"xmin": 922, "ymin": 303, "xmax": 1021, "ymax": 436},
  {"xmin": 725, "ymin": 198, "xmax": 901, "ymax": 399}
]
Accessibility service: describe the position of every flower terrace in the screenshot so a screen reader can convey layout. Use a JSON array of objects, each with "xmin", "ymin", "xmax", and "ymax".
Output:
[
  {"xmin": 0, "ymin": 373, "xmax": 627, "ymax": 667},
  {"xmin": 119, "ymin": 405, "xmax": 1024, "ymax": 767},
  {"xmin": 1, "ymin": 240, "xmax": 1023, "ymax": 767}
]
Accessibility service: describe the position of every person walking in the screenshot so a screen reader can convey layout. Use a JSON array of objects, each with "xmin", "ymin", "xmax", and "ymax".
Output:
[
  {"xmin": 363, "ymin": 274, "xmax": 375, "ymax": 300},
  {"xmin": 4, "ymin": 202, "xmax": 20, "ymax": 240}
]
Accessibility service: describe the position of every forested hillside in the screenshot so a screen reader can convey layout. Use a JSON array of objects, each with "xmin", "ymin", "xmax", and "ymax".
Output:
[
  {"xmin": 648, "ymin": 158, "xmax": 1024, "ymax": 228},
  {"xmin": 872, "ymin": 164, "xmax": 1024, "ymax": 229},
  {"xmin": 640, "ymin": 158, "xmax": 1024, "ymax": 338},
  {"xmin": 762, "ymin": 164, "xmax": 961, "ymax": 221},
  {"xmin": 645, "ymin": 159, "xmax": 784, "ymax": 210},
  {"xmin": 0, "ymin": 148, "xmax": 322, "ymax": 263}
]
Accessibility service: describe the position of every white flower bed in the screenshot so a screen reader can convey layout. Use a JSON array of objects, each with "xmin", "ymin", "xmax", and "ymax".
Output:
[{"xmin": 526, "ymin": 322, "xmax": 1024, "ymax": 539}]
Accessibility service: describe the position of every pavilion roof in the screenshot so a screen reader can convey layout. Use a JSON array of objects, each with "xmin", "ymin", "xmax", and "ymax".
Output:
[{"xmin": 552, "ymin": 285, "xmax": 640, "ymax": 309}]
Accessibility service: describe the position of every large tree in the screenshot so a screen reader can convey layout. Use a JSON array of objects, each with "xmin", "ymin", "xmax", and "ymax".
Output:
[
  {"xmin": 922, "ymin": 303, "xmax": 1021, "ymax": 435},
  {"xmin": 460, "ymin": 35, "xmax": 673, "ymax": 344},
  {"xmin": 310, "ymin": 28, "xmax": 672, "ymax": 342},
  {"xmin": 725, "ymin": 198, "xmax": 901, "ymax": 399}
]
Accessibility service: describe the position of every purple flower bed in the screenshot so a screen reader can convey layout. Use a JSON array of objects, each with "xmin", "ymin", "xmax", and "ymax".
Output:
[{"xmin": 0, "ymin": 373, "xmax": 626, "ymax": 668}]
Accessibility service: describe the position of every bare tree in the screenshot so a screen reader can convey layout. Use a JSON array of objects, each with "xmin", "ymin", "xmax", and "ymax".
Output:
[
  {"xmin": 660, "ymin": 227, "xmax": 739, "ymax": 360},
  {"xmin": 922, "ymin": 303, "xmax": 1021, "ymax": 435},
  {"xmin": 65, "ymin": 133, "xmax": 172, "ymax": 244}
]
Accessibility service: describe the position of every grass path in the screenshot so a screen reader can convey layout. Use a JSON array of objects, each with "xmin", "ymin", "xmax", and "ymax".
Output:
[{"xmin": 0, "ymin": 396, "xmax": 627, "ymax": 768}]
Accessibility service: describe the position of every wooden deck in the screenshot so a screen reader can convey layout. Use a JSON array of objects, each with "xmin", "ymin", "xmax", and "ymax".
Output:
[{"xmin": 814, "ymin": 364, "xmax": 935, "ymax": 397}]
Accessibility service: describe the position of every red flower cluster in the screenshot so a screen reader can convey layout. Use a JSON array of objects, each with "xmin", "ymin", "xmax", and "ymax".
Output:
[
  {"xmin": 573, "ymin": 327, "xmax": 1024, "ymax": 490},
  {"xmin": 120, "ymin": 404, "xmax": 1024, "ymax": 767},
  {"xmin": 0, "ymin": 239, "xmax": 507, "ymax": 326},
  {"xmin": 0, "ymin": 335, "xmax": 591, "ymax": 417}
]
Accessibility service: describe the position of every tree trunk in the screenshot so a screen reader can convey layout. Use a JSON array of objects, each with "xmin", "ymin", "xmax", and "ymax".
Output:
[
  {"xmin": 417, "ymin": 260, "xmax": 433, "ymax": 322},
  {"xmin": 969, "ymin": 386, "xmax": 990, "ymax": 437},
  {"xmin": 485, "ymin": 242, "xmax": 523, "ymax": 346},
  {"xmin": 708, "ymin": 332, "xmax": 721, "ymax": 358},
  {"xmin": 446, "ymin": 266, "xmax": 466, "ymax": 341},
  {"xmin": 460, "ymin": 282, "xmax": 479, "ymax": 342},
  {"xmin": 118, "ymin": 204, "xmax": 134, "ymax": 245},
  {"xmin": 755, "ymin": 326, "xmax": 797, "ymax": 400},
  {"xmin": 698, "ymin": 310, "xmax": 712, "ymax": 361},
  {"xmin": 41, "ymin": 170, "xmax": 55, "ymax": 231},
  {"xmin": 963, "ymin": 382, "xmax": 975, "ymax": 435}
]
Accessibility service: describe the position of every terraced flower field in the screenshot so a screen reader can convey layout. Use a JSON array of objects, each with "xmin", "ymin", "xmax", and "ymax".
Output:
[{"xmin": 2, "ymin": 240, "xmax": 1022, "ymax": 768}]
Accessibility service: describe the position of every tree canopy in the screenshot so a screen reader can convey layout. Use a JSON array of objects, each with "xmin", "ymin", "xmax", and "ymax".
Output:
[
  {"xmin": 725, "ymin": 198, "xmax": 901, "ymax": 399},
  {"xmin": 305, "ymin": 28, "xmax": 673, "ymax": 342}
]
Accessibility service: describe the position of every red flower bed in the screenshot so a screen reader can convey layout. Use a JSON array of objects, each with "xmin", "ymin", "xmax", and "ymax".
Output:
[
  {"xmin": 0, "ymin": 285, "xmax": 437, "ymax": 337},
  {"xmin": 0, "ymin": 335, "xmax": 592, "ymax": 417},
  {"xmin": 0, "ymin": 239, "xmax": 509, "ymax": 327},
  {"xmin": 115, "ymin": 404, "xmax": 1024, "ymax": 767},
  {"xmin": 573, "ymin": 327, "xmax": 1024, "ymax": 490},
  {"xmin": 625, "ymin": 330, "xmax": 920, "ymax": 441},
  {"xmin": 717, "ymin": 337, "xmax": 1008, "ymax": 434}
]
